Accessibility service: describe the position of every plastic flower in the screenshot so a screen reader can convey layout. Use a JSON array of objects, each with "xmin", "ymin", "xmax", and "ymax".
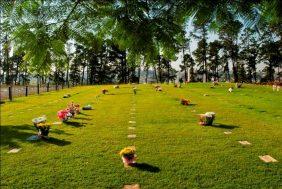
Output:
[
  {"xmin": 119, "ymin": 147, "xmax": 136, "ymax": 157},
  {"xmin": 205, "ymin": 112, "xmax": 216, "ymax": 118}
]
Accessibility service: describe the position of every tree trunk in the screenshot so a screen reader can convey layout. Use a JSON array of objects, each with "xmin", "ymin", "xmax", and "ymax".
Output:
[
  {"xmin": 138, "ymin": 65, "xmax": 141, "ymax": 84},
  {"xmin": 184, "ymin": 68, "xmax": 188, "ymax": 82},
  {"xmin": 66, "ymin": 59, "xmax": 70, "ymax": 88},
  {"xmin": 203, "ymin": 60, "xmax": 207, "ymax": 83},
  {"xmin": 167, "ymin": 62, "xmax": 170, "ymax": 83},
  {"xmin": 232, "ymin": 60, "xmax": 239, "ymax": 82},
  {"xmin": 145, "ymin": 66, "xmax": 149, "ymax": 83},
  {"xmin": 154, "ymin": 66, "xmax": 158, "ymax": 83},
  {"xmin": 158, "ymin": 55, "xmax": 162, "ymax": 83},
  {"xmin": 81, "ymin": 66, "xmax": 85, "ymax": 85}
]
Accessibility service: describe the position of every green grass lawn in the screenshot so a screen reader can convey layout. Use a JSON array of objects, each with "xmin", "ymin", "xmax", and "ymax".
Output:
[{"xmin": 1, "ymin": 83, "xmax": 281, "ymax": 188}]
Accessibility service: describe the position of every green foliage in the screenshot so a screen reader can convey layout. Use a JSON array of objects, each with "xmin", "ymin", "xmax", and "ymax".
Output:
[{"xmin": 1, "ymin": 0, "xmax": 282, "ymax": 84}]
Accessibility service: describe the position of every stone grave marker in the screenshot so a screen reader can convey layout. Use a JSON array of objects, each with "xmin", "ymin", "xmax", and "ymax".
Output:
[{"xmin": 259, "ymin": 155, "xmax": 278, "ymax": 163}]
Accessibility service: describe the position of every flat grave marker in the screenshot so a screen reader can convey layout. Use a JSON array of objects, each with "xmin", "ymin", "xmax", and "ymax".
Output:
[
  {"xmin": 129, "ymin": 121, "xmax": 136, "ymax": 124},
  {"xmin": 123, "ymin": 184, "xmax": 140, "ymax": 189},
  {"xmin": 224, "ymin": 131, "xmax": 232, "ymax": 135},
  {"xmin": 128, "ymin": 127, "xmax": 136, "ymax": 130},
  {"xmin": 128, "ymin": 134, "xmax": 136, "ymax": 139},
  {"xmin": 26, "ymin": 135, "xmax": 40, "ymax": 141},
  {"xmin": 8, "ymin": 148, "xmax": 21, "ymax": 154},
  {"xmin": 238, "ymin": 141, "xmax": 251, "ymax": 145},
  {"xmin": 259, "ymin": 155, "xmax": 278, "ymax": 163}
]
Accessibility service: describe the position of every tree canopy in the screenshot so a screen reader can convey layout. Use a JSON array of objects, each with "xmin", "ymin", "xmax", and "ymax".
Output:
[{"xmin": 0, "ymin": 0, "xmax": 281, "ymax": 84}]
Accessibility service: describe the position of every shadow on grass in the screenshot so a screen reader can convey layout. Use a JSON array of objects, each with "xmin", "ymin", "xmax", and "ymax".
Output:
[
  {"xmin": 115, "ymin": 92, "xmax": 135, "ymax": 95},
  {"xmin": 132, "ymin": 163, "xmax": 160, "ymax": 173},
  {"xmin": 0, "ymin": 125, "xmax": 72, "ymax": 148},
  {"xmin": 64, "ymin": 121, "xmax": 86, "ymax": 127},
  {"xmin": 79, "ymin": 112, "xmax": 90, "ymax": 116},
  {"xmin": 1, "ymin": 125, "xmax": 34, "ymax": 148},
  {"xmin": 211, "ymin": 123, "xmax": 239, "ymax": 130},
  {"xmin": 189, "ymin": 103, "xmax": 197, "ymax": 106},
  {"xmin": 73, "ymin": 117, "xmax": 92, "ymax": 121},
  {"xmin": 42, "ymin": 137, "xmax": 71, "ymax": 146},
  {"xmin": 51, "ymin": 129, "xmax": 73, "ymax": 136}
]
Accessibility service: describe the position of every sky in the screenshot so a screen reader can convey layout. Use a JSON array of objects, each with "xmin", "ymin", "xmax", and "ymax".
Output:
[{"xmin": 171, "ymin": 22, "xmax": 219, "ymax": 71}]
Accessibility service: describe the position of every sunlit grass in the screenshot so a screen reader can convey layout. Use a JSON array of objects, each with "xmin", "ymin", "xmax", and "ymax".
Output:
[{"xmin": 1, "ymin": 83, "xmax": 281, "ymax": 188}]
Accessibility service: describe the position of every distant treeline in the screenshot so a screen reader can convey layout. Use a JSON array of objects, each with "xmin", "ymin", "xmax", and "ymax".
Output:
[{"xmin": 0, "ymin": 1, "xmax": 281, "ymax": 85}]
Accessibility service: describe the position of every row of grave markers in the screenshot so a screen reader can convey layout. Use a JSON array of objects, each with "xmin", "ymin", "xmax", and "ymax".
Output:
[
  {"xmin": 156, "ymin": 85, "xmax": 278, "ymax": 163},
  {"xmin": 123, "ymin": 87, "xmax": 140, "ymax": 189},
  {"xmin": 7, "ymin": 92, "xmax": 101, "ymax": 154}
]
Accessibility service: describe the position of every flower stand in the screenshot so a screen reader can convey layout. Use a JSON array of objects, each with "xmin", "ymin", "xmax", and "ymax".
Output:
[{"xmin": 122, "ymin": 155, "xmax": 137, "ymax": 166}]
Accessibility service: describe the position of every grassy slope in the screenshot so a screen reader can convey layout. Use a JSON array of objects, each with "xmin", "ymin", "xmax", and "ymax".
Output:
[{"xmin": 0, "ymin": 83, "xmax": 281, "ymax": 188}]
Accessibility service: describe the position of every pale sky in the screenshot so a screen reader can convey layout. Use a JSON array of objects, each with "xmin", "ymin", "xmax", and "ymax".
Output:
[{"xmin": 171, "ymin": 29, "xmax": 219, "ymax": 71}]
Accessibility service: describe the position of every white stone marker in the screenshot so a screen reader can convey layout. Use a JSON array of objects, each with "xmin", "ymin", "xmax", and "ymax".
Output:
[
  {"xmin": 128, "ymin": 127, "xmax": 136, "ymax": 130},
  {"xmin": 8, "ymin": 148, "xmax": 21, "ymax": 153},
  {"xmin": 127, "ymin": 134, "xmax": 136, "ymax": 139},
  {"xmin": 123, "ymin": 184, "xmax": 140, "ymax": 189},
  {"xmin": 224, "ymin": 131, "xmax": 232, "ymax": 135},
  {"xmin": 238, "ymin": 141, "xmax": 251, "ymax": 145},
  {"xmin": 129, "ymin": 121, "xmax": 136, "ymax": 124},
  {"xmin": 259, "ymin": 155, "xmax": 278, "ymax": 163}
]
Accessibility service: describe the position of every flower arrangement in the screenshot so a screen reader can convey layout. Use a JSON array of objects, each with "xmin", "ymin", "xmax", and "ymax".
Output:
[
  {"xmin": 155, "ymin": 86, "xmax": 162, "ymax": 91},
  {"xmin": 199, "ymin": 112, "xmax": 216, "ymax": 126},
  {"xmin": 102, "ymin": 89, "xmax": 108, "ymax": 94},
  {"xmin": 68, "ymin": 102, "xmax": 80, "ymax": 116},
  {"xmin": 180, "ymin": 98, "xmax": 190, "ymax": 106},
  {"xmin": 57, "ymin": 109, "xmax": 72, "ymax": 121},
  {"xmin": 32, "ymin": 116, "xmax": 50, "ymax": 138},
  {"xmin": 119, "ymin": 147, "xmax": 137, "ymax": 166},
  {"xmin": 57, "ymin": 102, "xmax": 80, "ymax": 121}
]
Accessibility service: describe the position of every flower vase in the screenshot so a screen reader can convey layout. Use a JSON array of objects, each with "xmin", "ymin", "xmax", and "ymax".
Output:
[
  {"xmin": 198, "ymin": 113, "xmax": 215, "ymax": 126},
  {"xmin": 122, "ymin": 155, "xmax": 136, "ymax": 166},
  {"xmin": 37, "ymin": 126, "xmax": 50, "ymax": 138},
  {"xmin": 205, "ymin": 116, "xmax": 214, "ymax": 126}
]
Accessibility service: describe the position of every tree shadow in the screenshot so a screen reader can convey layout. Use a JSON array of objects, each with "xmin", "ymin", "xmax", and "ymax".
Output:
[
  {"xmin": 42, "ymin": 137, "xmax": 71, "ymax": 146},
  {"xmin": 132, "ymin": 163, "xmax": 160, "ymax": 173},
  {"xmin": 1, "ymin": 125, "xmax": 34, "ymax": 148},
  {"xmin": 0, "ymin": 124, "xmax": 72, "ymax": 148},
  {"xmin": 210, "ymin": 123, "xmax": 239, "ymax": 130},
  {"xmin": 64, "ymin": 121, "xmax": 86, "ymax": 127}
]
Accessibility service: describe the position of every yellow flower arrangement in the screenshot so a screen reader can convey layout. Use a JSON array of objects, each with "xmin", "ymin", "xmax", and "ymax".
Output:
[{"xmin": 119, "ymin": 147, "xmax": 136, "ymax": 157}]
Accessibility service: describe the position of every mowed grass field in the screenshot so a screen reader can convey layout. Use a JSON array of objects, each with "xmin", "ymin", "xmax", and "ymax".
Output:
[{"xmin": 1, "ymin": 83, "xmax": 281, "ymax": 188}]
